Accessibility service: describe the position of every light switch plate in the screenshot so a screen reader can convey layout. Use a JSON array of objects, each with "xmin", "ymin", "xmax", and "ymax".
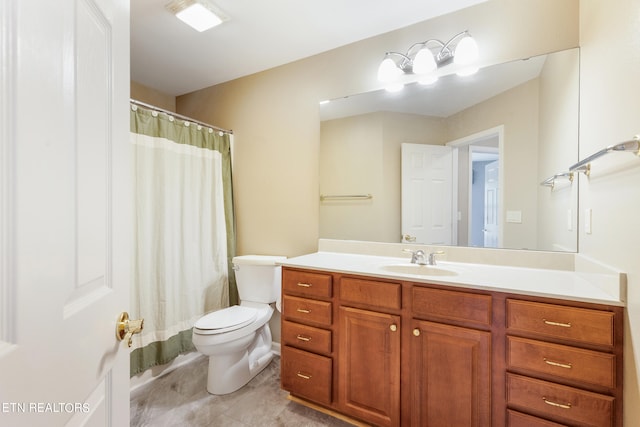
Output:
[
  {"xmin": 506, "ymin": 210, "xmax": 522, "ymax": 223},
  {"xmin": 585, "ymin": 208, "xmax": 592, "ymax": 234}
]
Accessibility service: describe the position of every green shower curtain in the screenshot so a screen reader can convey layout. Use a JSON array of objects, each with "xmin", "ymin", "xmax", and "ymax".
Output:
[{"xmin": 129, "ymin": 104, "xmax": 237, "ymax": 376}]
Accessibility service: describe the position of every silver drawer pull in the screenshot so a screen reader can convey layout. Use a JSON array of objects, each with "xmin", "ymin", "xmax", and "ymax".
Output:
[
  {"xmin": 544, "ymin": 358, "xmax": 572, "ymax": 369},
  {"xmin": 296, "ymin": 308, "xmax": 311, "ymax": 314},
  {"xmin": 543, "ymin": 397, "xmax": 572, "ymax": 409},
  {"xmin": 297, "ymin": 282, "xmax": 312, "ymax": 288},
  {"xmin": 296, "ymin": 334, "xmax": 311, "ymax": 342},
  {"xmin": 543, "ymin": 319, "xmax": 572, "ymax": 328},
  {"xmin": 296, "ymin": 372, "xmax": 311, "ymax": 380}
]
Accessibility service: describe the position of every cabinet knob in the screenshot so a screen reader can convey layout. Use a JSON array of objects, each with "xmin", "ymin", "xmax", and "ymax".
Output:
[
  {"xmin": 413, "ymin": 328, "xmax": 420, "ymax": 336},
  {"xmin": 390, "ymin": 324, "xmax": 397, "ymax": 332}
]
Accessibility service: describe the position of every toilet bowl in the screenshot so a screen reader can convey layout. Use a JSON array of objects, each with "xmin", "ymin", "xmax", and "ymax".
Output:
[{"xmin": 192, "ymin": 255, "xmax": 285, "ymax": 395}]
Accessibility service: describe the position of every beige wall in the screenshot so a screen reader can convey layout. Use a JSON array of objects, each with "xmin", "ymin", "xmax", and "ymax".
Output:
[
  {"xmin": 579, "ymin": 1, "xmax": 640, "ymax": 425},
  {"xmin": 177, "ymin": 0, "xmax": 578, "ymax": 258},
  {"xmin": 130, "ymin": 80, "xmax": 176, "ymax": 112}
]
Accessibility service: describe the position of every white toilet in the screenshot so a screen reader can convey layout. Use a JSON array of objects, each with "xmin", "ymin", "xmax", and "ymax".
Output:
[{"xmin": 192, "ymin": 255, "xmax": 285, "ymax": 395}]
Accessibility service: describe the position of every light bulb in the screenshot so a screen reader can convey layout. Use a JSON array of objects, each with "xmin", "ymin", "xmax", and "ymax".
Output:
[
  {"xmin": 454, "ymin": 35, "xmax": 479, "ymax": 66},
  {"xmin": 412, "ymin": 47, "xmax": 437, "ymax": 75},
  {"xmin": 377, "ymin": 57, "xmax": 402, "ymax": 83}
]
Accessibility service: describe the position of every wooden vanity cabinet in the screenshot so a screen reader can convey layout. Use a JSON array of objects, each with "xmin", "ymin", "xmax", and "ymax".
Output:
[
  {"xmin": 505, "ymin": 299, "xmax": 623, "ymax": 427},
  {"xmin": 280, "ymin": 267, "xmax": 624, "ymax": 427}
]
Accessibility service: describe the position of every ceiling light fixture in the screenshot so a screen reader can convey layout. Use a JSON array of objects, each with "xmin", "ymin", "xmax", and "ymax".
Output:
[
  {"xmin": 377, "ymin": 30, "xmax": 479, "ymax": 90},
  {"xmin": 166, "ymin": 0, "xmax": 229, "ymax": 32}
]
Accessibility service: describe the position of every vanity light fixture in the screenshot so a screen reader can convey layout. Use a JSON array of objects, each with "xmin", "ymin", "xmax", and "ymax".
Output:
[
  {"xmin": 166, "ymin": 0, "xmax": 229, "ymax": 32},
  {"xmin": 377, "ymin": 30, "xmax": 479, "ymax": 90}
]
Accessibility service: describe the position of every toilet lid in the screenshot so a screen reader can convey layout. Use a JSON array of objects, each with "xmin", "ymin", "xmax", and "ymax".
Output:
[{"xmin": 194, "ymin": 305, "xmax": 258, "ymax": 334}]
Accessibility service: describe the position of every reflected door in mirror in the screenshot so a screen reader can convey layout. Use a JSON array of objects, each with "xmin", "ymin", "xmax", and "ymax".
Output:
[{"xmin": 401, "ymin": 143, "xmax": 453, "ymax": 245}]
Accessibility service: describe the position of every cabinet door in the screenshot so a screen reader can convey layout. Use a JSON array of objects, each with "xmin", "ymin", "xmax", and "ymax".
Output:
[
  {"xmin": 339, "ymin": 306, "xmax": 401, "ymax": 427},
  {"xmin": 411, "ymin": 320, "xmax": 491, "ymax": 427}
]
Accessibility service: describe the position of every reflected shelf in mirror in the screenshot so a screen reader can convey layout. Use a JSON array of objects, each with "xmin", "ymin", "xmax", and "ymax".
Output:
[{"xmin": 320, "ymin": 194, "xmax": 373, "ymax": 201}]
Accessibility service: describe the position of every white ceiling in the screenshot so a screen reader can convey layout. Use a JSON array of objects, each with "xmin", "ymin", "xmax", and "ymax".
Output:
[{"xmin": 130, "ymin": 0, "xmax": 487, "ymax": 96}]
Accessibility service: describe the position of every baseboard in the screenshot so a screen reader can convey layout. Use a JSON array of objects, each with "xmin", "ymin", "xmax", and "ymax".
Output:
[
  {"xmin": 271, "ymin": 341, "xmax": 281, "ymax": 356},
  {"xmin": 287, "ymin": 395, "xmax": 367, "ymax": 426},
  {"xmin": 130, "ymin": 351, "xmax": 204, "ymax": 393}
]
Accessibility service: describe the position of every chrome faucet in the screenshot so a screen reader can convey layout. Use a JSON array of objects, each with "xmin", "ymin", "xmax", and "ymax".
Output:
[
  {"xmin": 407, "ymin": 249, "xmax": 427, "ymax": 265},
  {"xmin": 427, "ymin": 251, "xmax": 445, "ymax": 266},
  {"xmin": 404, "ymin": 249, "xmax": 445, "ymax": 266}
]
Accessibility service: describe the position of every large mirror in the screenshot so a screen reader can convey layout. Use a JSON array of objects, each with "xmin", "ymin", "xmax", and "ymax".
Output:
[{"xmin": 319, "ymin": 48, "xmax": 579, "ymax": 252}]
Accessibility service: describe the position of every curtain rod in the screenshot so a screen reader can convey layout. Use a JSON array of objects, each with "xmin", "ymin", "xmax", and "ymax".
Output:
[{"xmin": 129, "ymin": 98, "xmax": 233, "ymax": 135}]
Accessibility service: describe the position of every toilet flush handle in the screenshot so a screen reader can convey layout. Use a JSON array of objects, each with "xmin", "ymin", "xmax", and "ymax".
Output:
[{"xmin": 116, "ymin": 312, "xmax": 144, "ymax": 347}]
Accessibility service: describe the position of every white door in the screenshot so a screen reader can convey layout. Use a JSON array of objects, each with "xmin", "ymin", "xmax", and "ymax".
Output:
[
  {"xmin": 483, "ymin": 161, "xmax": 499, "ymax": 248},
  {"xmin": 0, "ymin": 0, "xmax": 131, "ymax": 426},
  {"xmin": 401, "ymin": 143, "xmax": 453, "ymax": 245}
]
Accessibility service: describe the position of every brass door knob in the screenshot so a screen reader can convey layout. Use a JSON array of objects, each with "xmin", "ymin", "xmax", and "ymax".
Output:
[
  {"xmin": 413, "ymin": 328, "xmax": 421, "ymax": 336},
  {"xmin": 116, "ymin": 312, "xmax": 144, "ymax": 347},
  {"xmin": 390, "ymin": 324, "xmax": 398, "ymax": 332}
]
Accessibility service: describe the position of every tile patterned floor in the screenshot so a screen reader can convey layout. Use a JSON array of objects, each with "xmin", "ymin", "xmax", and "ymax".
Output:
[{"xmin": 130, "ymin": 354, "xmax": 354, "ymax": 426}]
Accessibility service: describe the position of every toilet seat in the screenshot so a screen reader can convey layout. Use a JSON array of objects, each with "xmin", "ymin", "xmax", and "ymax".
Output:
[{"xmin": 194, "ymin": 305, "xmax": 258, "ymax": 335}]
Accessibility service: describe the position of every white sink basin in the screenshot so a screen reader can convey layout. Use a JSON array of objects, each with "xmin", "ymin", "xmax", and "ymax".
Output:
[{"xmin": 380, "ymin": 264, "xmax": 458, "ymax": 277}]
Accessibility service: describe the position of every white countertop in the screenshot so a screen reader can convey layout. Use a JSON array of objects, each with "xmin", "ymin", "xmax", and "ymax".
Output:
[{"xmin": 279, "ymin": 251, "xmax": 625, "ymax": 306}]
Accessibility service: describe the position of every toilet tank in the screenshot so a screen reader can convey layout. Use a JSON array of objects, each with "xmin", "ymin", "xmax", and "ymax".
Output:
[{"xmin": 232, "ymin": 255, "xmax": 286, "ymax": 304}]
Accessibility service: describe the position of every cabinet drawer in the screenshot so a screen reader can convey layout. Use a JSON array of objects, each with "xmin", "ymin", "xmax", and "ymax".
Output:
[
  {"xmin": 506, "ymin": 300, "xmax": 614, "ymax": 347},
  {"xmin": 282, "ymin": 320, "xmax": 332, "ymax": 355},
  {"xmin": 506, "ymin": 373, "xmax": 614, "ymax": 427},
  {"xmin": 282, "ymin": 295, "xmax": 332, "ymax": 327},
  {"xmin": 507, "ymin": 409, "xmax": 568, "ymax": 427},
  {"xmin": 412, "ymin": 286, "xmax": 491, "ymax": 326},
  {"xmin": 283, "ymin": 269, "xmax": 332, "ymax": 298},
  {"xmin": 339, "ymin": 277, "xmax": 401, "ymax": 310},
  {"xmin": 507, "ymin": 336, "xmax": 616, "ymax": 389},
  {"xmin": 281, "ymin": 345, "xmax": 332, "ymax": 406}
]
